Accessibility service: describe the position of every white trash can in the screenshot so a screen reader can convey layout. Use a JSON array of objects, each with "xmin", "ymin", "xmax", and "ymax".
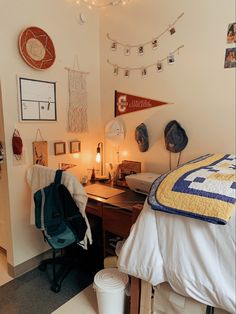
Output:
[{"xmin": 94, "ymin": 268, "xmax": 129, "ymax": 314}]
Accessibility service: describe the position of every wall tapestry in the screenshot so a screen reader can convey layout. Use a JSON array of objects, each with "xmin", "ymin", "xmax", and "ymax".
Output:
[
  {"xmin": 66, "ymin": 68, "xmax": 89, "ymax": 133},
  {"xmin": 115, "ymin": 91, "xmax": 168, "ymax": 116}
]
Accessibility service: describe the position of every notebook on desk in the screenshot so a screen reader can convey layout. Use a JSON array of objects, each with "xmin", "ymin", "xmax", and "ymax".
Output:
[{"xmin": 84, "ymin": 184, "xmax": 125, "ymax": 199}]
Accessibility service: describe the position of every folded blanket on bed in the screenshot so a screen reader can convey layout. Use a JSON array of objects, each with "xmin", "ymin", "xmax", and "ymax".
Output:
[{"xmin": 148, "ymin": 154, "xmax": 236, "ymax": 224}]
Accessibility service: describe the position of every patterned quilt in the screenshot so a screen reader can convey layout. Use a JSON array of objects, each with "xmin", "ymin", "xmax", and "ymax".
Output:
[{"xmin": 148, "ymin": 154, "xmax": 236, "ymax": 224}]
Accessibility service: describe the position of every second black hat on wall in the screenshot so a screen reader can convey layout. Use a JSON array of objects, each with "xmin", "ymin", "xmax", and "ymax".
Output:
[
  {"xmin": 135, "ymin": 123, "xmax": 149, "ymax": 152},
  {"xmin": 164, "ymin": 120, "xmax": 188, "ymax": 153}
]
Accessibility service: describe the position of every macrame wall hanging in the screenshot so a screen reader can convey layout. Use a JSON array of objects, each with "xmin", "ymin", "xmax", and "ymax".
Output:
[{"xmin": 65, "ymin": 56, "xmax": 89, "ymax": 133}]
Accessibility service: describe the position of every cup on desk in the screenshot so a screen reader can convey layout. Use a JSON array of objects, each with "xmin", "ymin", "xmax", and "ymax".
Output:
[{"xmin": 81, "ymin": 175, "xmax": 88, "ymax": 185}]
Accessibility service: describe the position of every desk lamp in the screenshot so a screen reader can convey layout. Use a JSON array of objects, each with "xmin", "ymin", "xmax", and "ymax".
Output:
[{"xmin": 96, "ymin": 142, "xmax": 104, "ymax": 176}]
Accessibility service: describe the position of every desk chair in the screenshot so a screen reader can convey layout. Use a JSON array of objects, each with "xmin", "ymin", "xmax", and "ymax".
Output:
[
  {"xmin": 34, "ymin": 170, "xmax": 87, "ymax": 293},
  {"xmin": 38, "ymin": 227, "xmax": 77, "ymax": 292}
]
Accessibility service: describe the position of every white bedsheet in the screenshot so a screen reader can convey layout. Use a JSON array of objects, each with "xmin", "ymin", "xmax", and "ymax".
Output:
[{"xmin": 118, "ymin": 200, "xmax": 236, "ymax": 313}]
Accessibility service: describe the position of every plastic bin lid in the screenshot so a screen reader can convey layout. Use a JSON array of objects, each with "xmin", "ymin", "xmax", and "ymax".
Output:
[{"xmin": 94, "ymin": 268, "xmax": 128, "ymax": 293}]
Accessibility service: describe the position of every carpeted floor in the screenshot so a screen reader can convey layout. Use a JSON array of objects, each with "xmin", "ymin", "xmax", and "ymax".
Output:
[{"xmin": 0, "ymin": 265, "xmax": 95, "ymax": 314}]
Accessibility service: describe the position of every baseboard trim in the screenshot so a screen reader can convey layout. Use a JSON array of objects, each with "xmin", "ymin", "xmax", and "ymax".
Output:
[{"xmin": 7, "ymin": 249, "xmax": 52, "ymax": 278}]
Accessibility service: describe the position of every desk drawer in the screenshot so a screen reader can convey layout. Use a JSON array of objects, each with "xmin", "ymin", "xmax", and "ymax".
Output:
[
  {"xmin": 86, "ymin": 200, "xmax": 102, "ymax": 217},
  {"xmin": 103, "ymin": 206, "xmax": 132, "ymax": 238}
]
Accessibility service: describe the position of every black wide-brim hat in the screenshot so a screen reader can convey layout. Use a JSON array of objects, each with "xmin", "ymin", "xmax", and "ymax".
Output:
[{"xmin": 164, "ymin": 120, "xmax": 188, "ymax": 153}]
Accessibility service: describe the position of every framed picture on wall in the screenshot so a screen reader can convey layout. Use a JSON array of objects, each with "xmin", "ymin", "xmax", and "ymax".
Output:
[
  {"xmin": 70, "ymin": 141, "xmax": 81, "ymax": 154},
  {"xmin": 33, "ymin": 141, "xmax": 48, "ymax": 166},
  {"xmin": 54, "ymin": 142, "xmax": 66, "ymax": 155},
  {"xmin": 226, "ymin": 22, "xmax": 236, "ymax": 43},
  {"xmin": 224, "ymin": 47, "xmax": 236, "ymax": 68}
]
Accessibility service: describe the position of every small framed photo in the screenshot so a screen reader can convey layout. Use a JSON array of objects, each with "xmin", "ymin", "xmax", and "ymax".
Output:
[
  {"xmin": 113, "ymin": 65, "xmax": 119, "ymax": 76},
  {"xmin": 138, "ymin": 45, "xmax": 144, "ymax": 56},
  {"xmin": 224, "ymin": 47, "xmax": 236, "ymax": 68},
  {"xmin": 152, "ymin": 39, "xmax": 158, "ymax": 50},
  {"xmin": 141, "ymin": 68, "xmax": 147, "ymax": 78},
  {"xmin": 124, "ymin": 69, "xmax": 130, "ymax": 78},
  {"xmin": 70, "ymin": 140, "xmax": 81, "ymax": 154},
  {"xmin": 54, "ymin": 142, "xmax": 66, "ymax": 155},
  {"xmin": 167, "ymin": 54, "xmax": 175, "ymax": 65},
  {"xmin": 124, "ymin": 46, "xmax": 131, "ymax": 56},
  {"xmin": 111, "ymin": 41, "xmax": 117, "ymax": 51},
  {"xmin": 156, "ymin": 61, "xmax": 163, "ymax": 72},
  {"xmin": 169, "ymin": 27, "xmax": 176, "ymax": 35},
  {"xmin": 226, "ymin": 22, "xmax": 236, "ymax": 44}
]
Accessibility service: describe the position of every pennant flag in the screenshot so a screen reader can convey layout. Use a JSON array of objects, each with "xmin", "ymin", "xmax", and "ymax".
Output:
[
  {"xmin": 115, "ymin": 91, "xmax": 168, "ymax": 116},
  {"xmin": 60, "ymin": 163, "xmax": 77, "ymax": 171}
]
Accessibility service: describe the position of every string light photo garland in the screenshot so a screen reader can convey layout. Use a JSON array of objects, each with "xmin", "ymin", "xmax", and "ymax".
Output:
[
  {"xmin": 107, "ymin": 12, "xmax": 184, "ymax": 56},
  {"xmin": 107, "ymin": 44, "xmax": 184, "ymax": 78}
]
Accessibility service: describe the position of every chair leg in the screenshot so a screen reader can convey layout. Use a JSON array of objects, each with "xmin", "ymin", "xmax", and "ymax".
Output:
[
  {"xmin": 38, "ymin": 249, "xmax": 76, "ymax": 293},
  {"xmin": 51, "ymin": 264, "xmax": 74, "ymax": 293}
]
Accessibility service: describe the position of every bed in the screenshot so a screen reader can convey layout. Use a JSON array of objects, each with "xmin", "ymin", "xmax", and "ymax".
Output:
[{"xmin": 117, "ymin": 154, "xmax": 236, "ymax": 313}]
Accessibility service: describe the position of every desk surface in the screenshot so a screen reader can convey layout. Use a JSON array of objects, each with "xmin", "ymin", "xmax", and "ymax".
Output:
[{"xmin": 85, "ymin": 182, "xmax": 146, "ymax": 211}]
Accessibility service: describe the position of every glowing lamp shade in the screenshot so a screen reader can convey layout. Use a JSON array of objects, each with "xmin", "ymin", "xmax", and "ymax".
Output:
[
  {"xmin": 96, "ymin": 152, "xmax": 101, "ymax": 163},
  {"xmin": 95, "ymin": 142, "xmax": 103, "ymax": 175}
]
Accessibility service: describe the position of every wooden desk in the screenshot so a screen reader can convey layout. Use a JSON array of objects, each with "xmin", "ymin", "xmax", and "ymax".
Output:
[{"xmin": 85, "ymin": 183, "xmax": 145, "ymax": 257}]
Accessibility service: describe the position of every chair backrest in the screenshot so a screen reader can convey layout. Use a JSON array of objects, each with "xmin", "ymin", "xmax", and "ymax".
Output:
[{"xmin": 34, "ymin": 170, "xmax": 87, "ymax": 249}]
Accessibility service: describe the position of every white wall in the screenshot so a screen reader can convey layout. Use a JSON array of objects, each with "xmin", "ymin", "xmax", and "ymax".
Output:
[
  {"xmin": 0, "ymin": 0, "xmax": 101, "ymax": 266},
  {"xmin": 0, "ymin": 84, "xmax": 12, "ymax": 253},
  {"xmin": 100, "ymin": 0, "xmax": 236, "ymax": 173}
]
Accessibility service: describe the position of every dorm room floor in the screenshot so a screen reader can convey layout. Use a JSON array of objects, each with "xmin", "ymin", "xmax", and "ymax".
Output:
[{"xmin": 0, "ymin": 251, "xmax": 97, "ymax": 314}]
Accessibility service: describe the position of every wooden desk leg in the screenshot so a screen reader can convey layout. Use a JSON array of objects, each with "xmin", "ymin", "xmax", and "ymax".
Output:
[{"xmin": 130, "ymin": 276, "xmax": 141, "ymax": 314}]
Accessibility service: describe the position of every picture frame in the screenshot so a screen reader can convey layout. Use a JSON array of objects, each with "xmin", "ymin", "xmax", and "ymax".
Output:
[
  {"xmin": 141, "ymin": 68, "xmax": 147, "ymax": 78},
  {"xmin": 70, "ymin": 140, "xmax": 81, "ymax": 154},
  {"xmin": 152, "ymin": 39, "xmax": 158, "ymax": 50},
  {"xmin": 169, "ymin": 27, "xmax": 176, "ymax": 35},
  {"xmin": 224, "ymin": 47, "xmax": 236, "ymax": 68},
  {"xmin": 124, "ymin": 46, "xmax": 131, "ymax": 56},
  {"xmin": 138, "ymin": 45, "xmax": 144, "ymax": 56},
  {"xmin": 111, "ymin": 41, "xmax": 117, "ymax": 51},
  {"xmin": 124, "ymin": 69, "xmax": 130, "ymax": 78},
  {"xmin": 167, "ymin": 54, "xmax": 175, "ymax": 65},
  {"xmin": 54, "ymin": 142, "xmax": 66, "ymax": 155},
  {"xmin": 156, "ymin": 61, "xmax": 163, "ymax": 72},
  {"xmin": 226, "ymin": 22, "xmax": 236, "ymax": 44},
  {"xmin": 33, "ymin": 141, "xmax": 48, "ymax": 166},
  {"xmin": 113, "ymin": 65, "xmax": 119, "ymax": 76}
]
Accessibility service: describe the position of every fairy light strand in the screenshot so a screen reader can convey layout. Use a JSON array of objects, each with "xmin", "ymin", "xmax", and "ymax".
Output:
[{"xmin": 107, "ymin": 12, "xmax": 184, "ymax": 48}]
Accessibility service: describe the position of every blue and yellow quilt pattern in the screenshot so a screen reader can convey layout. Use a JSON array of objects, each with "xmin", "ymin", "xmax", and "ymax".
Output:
[{"xmin": 148, "ymin": 154, "xmax": 236, "ymax": 224}]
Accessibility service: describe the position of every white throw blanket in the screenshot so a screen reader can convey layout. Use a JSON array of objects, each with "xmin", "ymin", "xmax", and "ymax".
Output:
[
  {"xmin": 118, "ymin": 200, "xmax": 236, "ymax": 313},
  {"xmin": 27, "ymin": 165, "xmax": 92, "ymax": 249}
]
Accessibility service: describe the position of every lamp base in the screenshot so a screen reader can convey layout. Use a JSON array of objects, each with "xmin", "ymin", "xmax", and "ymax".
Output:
[{"xmin": 96, "ymin": 176, "xmax": 109, "ymax": 183}]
